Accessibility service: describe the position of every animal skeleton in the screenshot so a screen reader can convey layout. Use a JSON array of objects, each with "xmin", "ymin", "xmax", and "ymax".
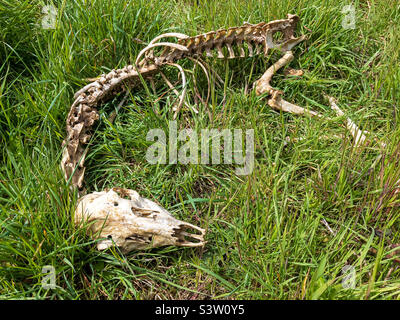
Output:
[
  {"xmin": 61, "ymin": 14, "xmax": 377, "ymax": 253},
  {"xmin": 61, "ymin": 14, "xmax": 306, "ymax": 190}
]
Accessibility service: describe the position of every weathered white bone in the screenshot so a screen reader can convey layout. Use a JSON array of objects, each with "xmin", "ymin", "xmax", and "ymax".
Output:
[
  {"xmin": 166, "ymin": 62, "xmax": 187, "ymax": 120},
  {"xmin": 226, "ymin": 43, "xmax": 235, "ymax": 59},
  {"xmin": 75, "ymin": 188, "xmax": 206, "ymax": 253},
  {"xmin": 216, "ymin": 45, "xmax": 224, "ymax": 59},
  {"xmin": 205, "ymin": 47, "xmax": 213, "ymax": 57},
  {"xmin": 326, "ymin": 96, "xmax": 381, "ymax": 148},
  {"xmin": 148, "ymin": 32, "xmax": 190, "ymax": 45},
  {"xmin": 239, "ymin": 46, "xmax": 246, "ymax": 58},
  {"xmin": 188, "ymin": 57, "xmax": 211, "ymax": 107},
  {"xmin": 135, "ymin": 42, "xmax": 189, "ymax": 66}
]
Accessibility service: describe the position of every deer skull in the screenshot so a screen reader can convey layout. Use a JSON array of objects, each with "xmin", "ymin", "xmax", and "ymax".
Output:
[{"xmin": 75, "ymin": 187, "xmax": 206, "ymax": 253}]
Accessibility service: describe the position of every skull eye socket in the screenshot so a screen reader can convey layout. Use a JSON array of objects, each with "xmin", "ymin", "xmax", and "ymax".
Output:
[{"xmin": 113, "ymin": 202, "xmax": 119, "ymax": 206}]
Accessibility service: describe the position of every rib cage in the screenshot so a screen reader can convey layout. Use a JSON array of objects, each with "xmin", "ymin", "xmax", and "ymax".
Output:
[{"xmin": 61, "ymin": 14, "xmax": 306, "ymax": 191}]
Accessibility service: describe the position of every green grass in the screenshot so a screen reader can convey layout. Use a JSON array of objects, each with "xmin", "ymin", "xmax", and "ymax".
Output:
[{"xmin": 1, "ymin": 0, "xmax": 400, "ymax": 299}]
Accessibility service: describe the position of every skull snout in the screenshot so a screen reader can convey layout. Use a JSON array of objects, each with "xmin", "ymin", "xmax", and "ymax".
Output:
[{"xmin": 173, "ymin": 223, "xmax": 206, "ymax": 247}]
